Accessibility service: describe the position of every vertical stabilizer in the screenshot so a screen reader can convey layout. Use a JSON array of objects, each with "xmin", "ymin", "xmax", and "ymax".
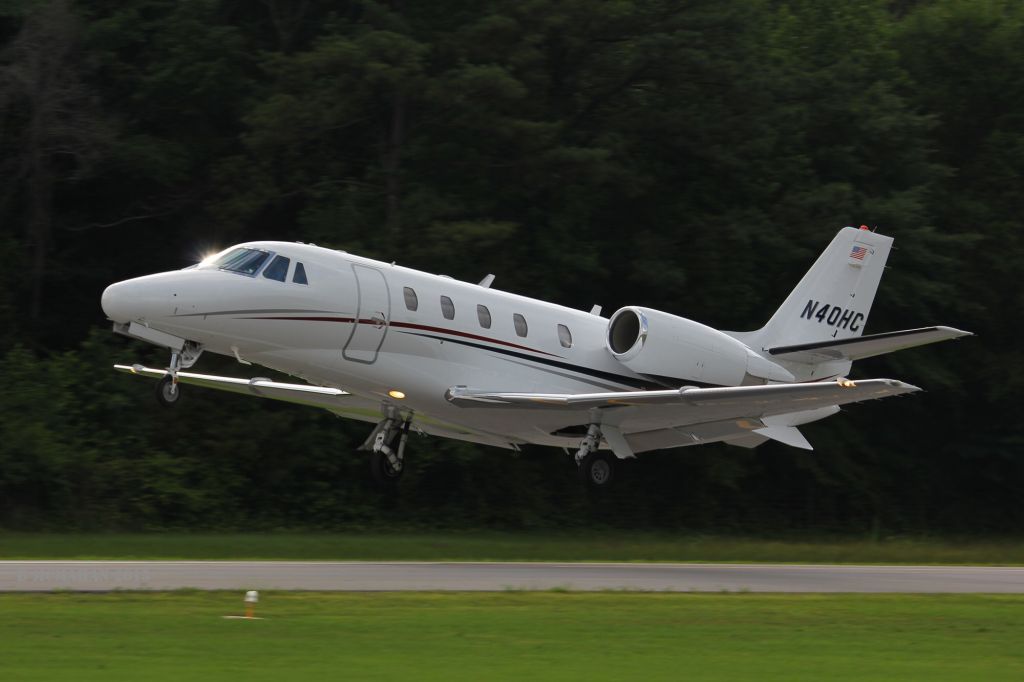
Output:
[{"xmin": 738, "ymin": 227, "xmax": 893, "ymax": 352}]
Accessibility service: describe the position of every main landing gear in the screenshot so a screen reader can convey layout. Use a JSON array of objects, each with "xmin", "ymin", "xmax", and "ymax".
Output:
[
  {"xmin": 362, "ymin": 413, "xmax": 412, "ymax": 485},
  {"xmin": 575, "ymin": 423, "xmax": 615, "ymax": 489},
  {"xmin": 155, "ymin": 342, "xmax": 203, "ymax": 407}
]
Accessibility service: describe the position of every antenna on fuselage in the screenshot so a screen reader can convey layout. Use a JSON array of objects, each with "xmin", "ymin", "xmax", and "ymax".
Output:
[{"xmin": 478, "ymin": 274, "xmax": 495, "ymax": 288}]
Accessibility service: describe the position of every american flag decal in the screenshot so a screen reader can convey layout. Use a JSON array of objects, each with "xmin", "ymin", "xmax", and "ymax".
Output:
[{"xmin": 850, "ymin": 245, "xmax": 868, "ymax": 261}]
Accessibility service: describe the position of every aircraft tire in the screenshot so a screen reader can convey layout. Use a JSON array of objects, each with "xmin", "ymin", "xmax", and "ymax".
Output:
[
  {"xmin": 155, "ymin": 376, "xmax": 181, "ymax": 407},
  {"xmin": 578, "ymin": 451, "xmax": 614, "ymax": 489},
  {"xmin": 370, "ymin": 450, "xmax": 404, "ymax": 486}
]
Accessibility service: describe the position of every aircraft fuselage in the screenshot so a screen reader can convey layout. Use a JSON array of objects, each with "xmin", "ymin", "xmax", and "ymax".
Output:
[{"xmin": 102, "ymin": 242, "xmax": 658, "ymax": 449}]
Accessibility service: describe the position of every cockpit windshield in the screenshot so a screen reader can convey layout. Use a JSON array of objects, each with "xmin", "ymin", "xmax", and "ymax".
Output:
[{"xmin": 207, "ymin": 248, "xmax": 270, "ymax": 275}]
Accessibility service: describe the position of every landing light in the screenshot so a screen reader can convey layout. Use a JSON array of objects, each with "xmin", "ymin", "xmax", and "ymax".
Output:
[{"xmin": 388, "ymin": 390, "xmax": 406, "ymax": 400}]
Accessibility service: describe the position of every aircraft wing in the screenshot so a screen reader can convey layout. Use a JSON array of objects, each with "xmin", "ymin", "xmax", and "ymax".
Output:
[
  {"xmin": 114, "ymin": 364, "xmax": 523, "ymax": 450},
  {"xmin": 766, "ymin": 326, "xmax": 972, "ymax": 363},
  {"xmin": 446, "ymin": 378, "xmax": 917, "ymax": 412},
  {"xmin": 114, "ymin": 364, "xmax": 356, "ymax": 410},
  {"xmin": 447, "ymin": 379, "xmax": 918, "ymax": 453}
]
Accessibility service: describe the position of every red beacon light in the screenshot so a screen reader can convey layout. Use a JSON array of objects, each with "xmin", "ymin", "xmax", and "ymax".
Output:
[{"xmin": 859, "ymin": 225, "xmax": 871, "ymax": 230}]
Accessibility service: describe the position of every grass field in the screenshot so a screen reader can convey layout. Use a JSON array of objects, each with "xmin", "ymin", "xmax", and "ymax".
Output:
[
  {"xmin": 2, "ymin": 531, "xmax": 1024, "ymax": 564},
  {"xmin": 1, "ymin": 592, "xmax": 1022, "ymax": 681}
]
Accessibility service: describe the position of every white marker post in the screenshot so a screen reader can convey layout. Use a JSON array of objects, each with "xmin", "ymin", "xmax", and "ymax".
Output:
[
  {"xmin": 244, "ymin": 590, "xmax": 259, "ymax": 619},
  {"xmin": 223, "ymin": 590, "xmax": 262, "ymax": 619}
]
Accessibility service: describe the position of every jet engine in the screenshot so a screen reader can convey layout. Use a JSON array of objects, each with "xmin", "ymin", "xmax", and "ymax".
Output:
[{"xmin": 605, "ymin": 306, "xmax": 794, "ymax": 386}]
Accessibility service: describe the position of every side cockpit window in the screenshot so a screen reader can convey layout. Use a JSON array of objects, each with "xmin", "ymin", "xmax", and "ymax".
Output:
[
  {"xmin": 293, "ymin": 262, "xmax": 308, "ymax": 285},
  {"xmin": 212, "ymin": 248, "xmax": 270, "ymax": 276},
  {"xmin": 263, "ymin": 255, "xmax": 290, "ymax": 282}
]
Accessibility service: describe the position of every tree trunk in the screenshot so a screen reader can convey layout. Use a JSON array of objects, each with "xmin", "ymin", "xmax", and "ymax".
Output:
[{"xmin": 27, "ymin": 108, "xmax": 52, "ymax": 321}]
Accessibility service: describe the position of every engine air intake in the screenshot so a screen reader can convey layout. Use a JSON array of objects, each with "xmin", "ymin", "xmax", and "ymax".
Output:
[{"xmin": 608, "ymin": 308, "xmax": 644, "ymax": 355}]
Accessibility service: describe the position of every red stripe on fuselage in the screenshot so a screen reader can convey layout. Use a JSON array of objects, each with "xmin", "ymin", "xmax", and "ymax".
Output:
[{"xmin": 241, "ymin": 316, "xmax": 561, "ymax": 357}]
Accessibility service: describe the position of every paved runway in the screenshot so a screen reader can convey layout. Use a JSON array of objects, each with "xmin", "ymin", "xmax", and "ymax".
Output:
[{"xmin": 2, "ymin": 561, "xmax": 1023, "ymax": 592}]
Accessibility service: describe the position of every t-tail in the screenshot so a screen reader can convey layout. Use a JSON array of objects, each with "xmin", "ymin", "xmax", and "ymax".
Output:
[{"xmin": 728, "ymin": 226, "xmax": 972, "ymax": 383}]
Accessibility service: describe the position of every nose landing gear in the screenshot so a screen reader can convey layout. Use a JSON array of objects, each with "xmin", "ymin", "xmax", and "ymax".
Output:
[
  {"xmin": 154, "ymin": 341, "xmax": 203, "ymax": 408},
  {"xmin": 155, "ymin": 374, "xmax": 181, "ymax": 407}
]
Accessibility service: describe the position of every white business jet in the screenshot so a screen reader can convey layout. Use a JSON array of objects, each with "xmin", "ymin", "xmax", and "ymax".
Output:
[{"xmin": 101, "ymin": 226, "xmax": 970, "ymax": 488}]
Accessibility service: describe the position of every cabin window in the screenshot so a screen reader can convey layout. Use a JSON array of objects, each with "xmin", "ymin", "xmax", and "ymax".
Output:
[
  {"xmin": 513, "ymin": 313, "xmax": 528, "ymax": 337},
  {"xmin": 477, "ymin": 304, "xmax": 492, "ymax": 329},
  {"xmin": 558, "ymin": 324, "xmax": 573, "ymax": 348},
  {"xmin": 211, "ymin": 247, "xmax": 270, "ymax": 276},
  {"xmin": 403, "ymin": 287, "xmax": 419, "ymax": 311},
  {"xmin": 293, "ymin": 262, "xmax": 308, "ymax": 285},
  {"xmin": 441, "ymin": 295, "xmax": 455, "ymax": 320},
  {"xmin": 262, "ymin": 255, "xmax": 290, "ymax": 282}
]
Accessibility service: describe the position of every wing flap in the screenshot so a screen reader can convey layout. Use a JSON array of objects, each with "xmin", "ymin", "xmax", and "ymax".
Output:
[
  {"xmin": 617, "ymin": 419, "xmax": 809, "ymax": 453},
  {"xmin": 752, "ymin": 425, "xmax": 813, "ymax": 450},
  {"xmin": 767, "ymin": 326, "xmax": 972, "ymax": 363}
]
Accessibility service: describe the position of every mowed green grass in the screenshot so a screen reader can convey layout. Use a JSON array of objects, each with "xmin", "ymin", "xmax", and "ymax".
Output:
[
  {"xmin": 2, "ymin": 531, "xmax": 1024, "ymax": 564},
  {"xmin": 1, "ymin": 592, "xmax": 1022, "ymax": 681}
]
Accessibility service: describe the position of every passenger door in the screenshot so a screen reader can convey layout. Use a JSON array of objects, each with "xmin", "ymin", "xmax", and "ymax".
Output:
[{"xmin": 343, "ymin": 264, "xmax": 390, "ymax": 364}]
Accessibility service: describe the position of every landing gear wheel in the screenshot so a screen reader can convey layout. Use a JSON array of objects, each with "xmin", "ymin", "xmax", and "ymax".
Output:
[
  {"xmin": 155, "ymin": 375, "xmax": 181, "ymax": 407},
  {"xmin": 578, "ymin": 451, "xmax": 614, "ymax": 489},
  {"xmin": 370, "ymin": 449, "xmax": 403, "ymax": 485}
]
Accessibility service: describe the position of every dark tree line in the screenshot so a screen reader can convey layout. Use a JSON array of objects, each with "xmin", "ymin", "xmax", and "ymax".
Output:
[{"xmin": 0, "ymin": 0, "xmax": 1020, "ymax": 533}]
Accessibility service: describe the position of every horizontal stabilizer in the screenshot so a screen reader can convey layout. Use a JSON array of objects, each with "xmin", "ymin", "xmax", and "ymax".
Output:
[{"xmin": 767, "ymin": 326, "xmax": 972, "ymax": 363}]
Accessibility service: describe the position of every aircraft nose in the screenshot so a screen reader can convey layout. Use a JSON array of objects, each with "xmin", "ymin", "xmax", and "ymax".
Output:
[
  {"xmin": 101, "ymin": 281, "xmax": 132, "ymax": 323},
  {"xmin": 101, "ymin": 273, "xmax": 183, "ymax": 323},
  {"xmin": 100, "ymin": 278, "xmax": 148, "ymax": 323}
]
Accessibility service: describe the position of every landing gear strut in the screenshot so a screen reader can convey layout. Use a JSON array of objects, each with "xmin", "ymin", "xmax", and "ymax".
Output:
[
  {"xmin": 364, "ymin": 414, "xmax": 412, "ymax": 485},
  {"xmin": 575, "ymin": 423, "xmax": 614, "ymax": 489},
  {"xmin": 154, "ymin": 342, "xmax": 203, "ymax": 408}
]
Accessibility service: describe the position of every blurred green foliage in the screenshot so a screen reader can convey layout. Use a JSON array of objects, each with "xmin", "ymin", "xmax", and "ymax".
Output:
[{"xmin": 0, "ymin": 0, "xmax": 1019, "ymax": 532}]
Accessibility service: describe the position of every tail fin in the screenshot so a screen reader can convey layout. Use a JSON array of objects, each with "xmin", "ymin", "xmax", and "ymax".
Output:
[{"xmin": 737, "ymin": 226, "xmax": 893, "ymax": 352}]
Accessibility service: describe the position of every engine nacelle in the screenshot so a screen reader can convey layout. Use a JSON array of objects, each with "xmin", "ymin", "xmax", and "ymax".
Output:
[{"xmin": 605, "ymin": 306, "xmax": 794, "ymax": 386}]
